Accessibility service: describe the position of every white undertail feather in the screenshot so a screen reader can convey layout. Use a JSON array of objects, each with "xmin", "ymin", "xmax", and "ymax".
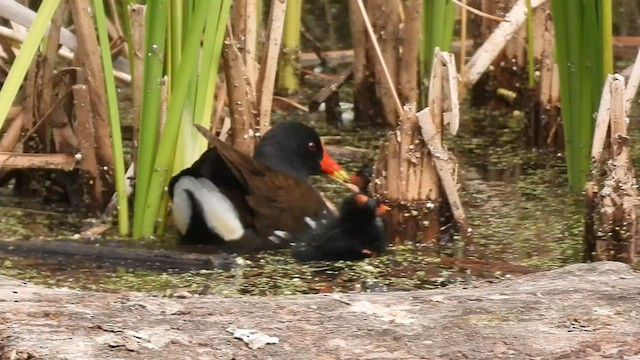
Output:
[
  {"xmin": 171, "ymin": 179, "xmax": 192, "ymax": 236},
  {"xmin": 172, "ymin": 176, "xmax": 245, "ymax": 241}
]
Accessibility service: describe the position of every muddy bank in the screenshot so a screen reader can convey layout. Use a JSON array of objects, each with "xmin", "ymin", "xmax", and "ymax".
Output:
[{"xmin": 1, "ymin": 261, "xmax": 639, "ymax": 359}]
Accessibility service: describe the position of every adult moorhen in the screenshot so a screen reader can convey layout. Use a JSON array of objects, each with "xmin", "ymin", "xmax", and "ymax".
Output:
[
  {"xmin": 168, "ymin": 122, "xmax": 350, "ymax": 253},
  {"xmin": 291, "ymin": 193, "xmax": 389, "ymax": 262}
]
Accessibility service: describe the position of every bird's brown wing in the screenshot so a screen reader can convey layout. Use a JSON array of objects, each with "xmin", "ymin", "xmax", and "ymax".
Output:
[
  {"xmin": 194, "ymin": 125, "xmax": 264, "ymax": 189},
  {"xmin": 195, "ymin": 125, "xmax": 330, "ymax": 237},
  {"xmin": 244, "ymin": 179, "xmax": 329, "ymax": 238}
]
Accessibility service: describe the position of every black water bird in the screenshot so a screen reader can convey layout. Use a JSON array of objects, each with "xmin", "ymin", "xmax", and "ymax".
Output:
[
  {"xmin": 168, "ymin": 122, "xmax": 351, "ymax": 253},
  {"xmin": 291, "ymin": 193, "xmax": 388, "ymax": 262}
]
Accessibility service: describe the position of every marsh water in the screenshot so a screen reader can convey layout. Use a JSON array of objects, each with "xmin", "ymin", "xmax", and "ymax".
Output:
[
  {"xmin": 0, "ymin": 104, "xmax": 595, "ymax": 296},
  {"xmin": 3, "ymin": 0, "xmax": 640, "ymax": 296}
]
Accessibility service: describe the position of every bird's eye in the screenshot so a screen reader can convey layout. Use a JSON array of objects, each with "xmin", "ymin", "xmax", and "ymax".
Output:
[{"xmin": 307, "ymin": 142, "xmax": 318, "ymax": 152}]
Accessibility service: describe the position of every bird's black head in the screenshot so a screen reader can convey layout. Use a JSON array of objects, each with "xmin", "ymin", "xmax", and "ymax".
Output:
[
  {"xmin": 254, "ymin": 122, "xmax": 347, "ymax": 180},
  {"xmin": 339, "ymin": 193, "xmax": 381, "ymax": 223},
  {"xmin": 350, "ymin": 163, "xmax": 374, "ymax": 194},
  {"xmin": 338, "ymin": 193, "xmax": 389, "ymax": 257}
]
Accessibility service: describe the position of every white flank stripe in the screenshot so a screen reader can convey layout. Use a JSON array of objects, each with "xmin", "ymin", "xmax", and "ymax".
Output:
[
  {"xmin": 304, "ymin": 217, "xmax": 317, "ymax": 229},
  {"xmin": 273, "ymin": 230, "xmax": 290, "ymax": 239},
  {"xmin": 268, "ymin": 229, "xmax": 291, "ymax": 244}
]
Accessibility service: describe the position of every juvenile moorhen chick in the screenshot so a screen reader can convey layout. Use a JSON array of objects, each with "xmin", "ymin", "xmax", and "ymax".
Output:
[
  {"xmin": 350, "ymin": 163, "xmax": 373, "ymax": 194},
  {"xmin": 291, "ymin": 193, "xmax": 388, "ymax": 262},
  {"xmin": 168, "ymin": 122, "xmax": 350, "ymax": 253}
]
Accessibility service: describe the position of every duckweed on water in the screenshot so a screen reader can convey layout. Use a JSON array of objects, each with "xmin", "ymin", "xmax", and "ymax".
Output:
[
  {"xmin": 0, "ymin": 244, "xmax": 488, "ymax": 295},
  {"xmin": 0, "ymin": 107, "xmax": 605, "ymax": 295}
]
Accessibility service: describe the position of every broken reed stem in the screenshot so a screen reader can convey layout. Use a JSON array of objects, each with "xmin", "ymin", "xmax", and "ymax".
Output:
[
  {"xmin": 450, "ymin": 0, "xmax": 508, "ymax": 22},
  {"xmin": 0, "ymin": 0, "xmax": 62, "ymax": 131},
  {"xmin": 417, "ymin": 108, "xmax": 469, "ymax": 239},
  {"xmin": 40, "ymin": 2, "xmax": 66, "ymax": 124},
  {"xmin": 591, "ymin": 74, "xmax": 614, "ymax": 164},
  {"xmin": 211, "ymin": 81, "xmax": 228, "ymax": 133},
  {"xmin": 462, "ymin": 0, "xmax": 546, "ymax": 91},
  {"xmin": 73, "ymin": 83, "xmax": 103, "ymax": 210},
  {"xmin": 70, "ymin": 0, "xmax": 114, "ymax": 178},
  {"xmin": 0, "ymin": 25, "xmax": 131, "ymax": 82},
  {"xmin": 273, "ymin": 96, "xmax": 309, "ymax": 112},
  {"xmin": 106, "ymin": 0, "xmax": 125, "ymax": 53},
  {"xmin": 437, "ymin": 50, "xmax": 460, "ymax": 135},
  {"xmin": 224, "ymin": 38, "xmax": 257, "ymax": 154},
  {"xmin": 244, "ymin": 0, "xmax": 258, "ymax": 94},
  {"xmin": 588, "ymin": 74, "xmax": 639, "ymax": 263},
  {"xmin": 624, "ymin": 46, "xmax": 640, "ymax": 113},
  {"xmin": 0, "ymin": 110, "xmax": 23, "ymax": 152},
  {"xmin": 610, "ymin": 76, "xmax": 628, "ymax": 179},
  {"xmin": 257, "ymin": 0, "xmax": 287, "ymax": 135},
  {"xmin": 459, "ymin": 0, "xmax": 467, "ymax": 70},
  {"xmin": 399, "ymin": 105, "xmax": 418, "ymax": 200},
  {"xmin": 355, "ymin": 0, "xmax": 403, "ymax": 118},
  {"xmin": 0, "ymin": 152, "xmax": 77, "ymax": 170},
  {"xmin": 14, "ymin": 91, "xmax": 71, "ymax": 150},
  {"xmin": 129, "ymin": 4, "xmax": 145, "ymax": 171}
]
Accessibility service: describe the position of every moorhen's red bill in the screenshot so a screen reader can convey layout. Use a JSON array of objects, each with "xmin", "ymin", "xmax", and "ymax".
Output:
[
  {"xmin": 168, "ymin": 122, "xmax": 350, "ymax": 253},
  {"xmin": 291, "ymin": 193, "xmax": 389, "ymax": 262}
]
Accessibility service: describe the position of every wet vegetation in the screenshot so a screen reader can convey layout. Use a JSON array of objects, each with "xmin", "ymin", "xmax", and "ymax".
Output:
[
  {"xmin": 0, "ymin": 103, "xmax": 587, "ymax": 296},
  {"xmin": 1, "ymin": 0, "xmax": 639, "ymax": 296}
]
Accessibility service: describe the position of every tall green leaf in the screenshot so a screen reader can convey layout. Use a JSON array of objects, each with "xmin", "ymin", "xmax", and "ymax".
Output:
[
  {"xmin": 92, "ymin": 0, "xmax": 129, "ymax": 235},
  {"xmin": 139, "ymin": 1, "xmax": 213, "ymax": 235},
  {"xmin": 132, "ymin": 0, "xmax": 169, "ymax": 238},
  {"xmin": 419, "ymin": 0, "xmax": 455, "ymax": 105},
  {"xmin": 551, "ymin": 0, "xmax": 609, "ymax": 191}
]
